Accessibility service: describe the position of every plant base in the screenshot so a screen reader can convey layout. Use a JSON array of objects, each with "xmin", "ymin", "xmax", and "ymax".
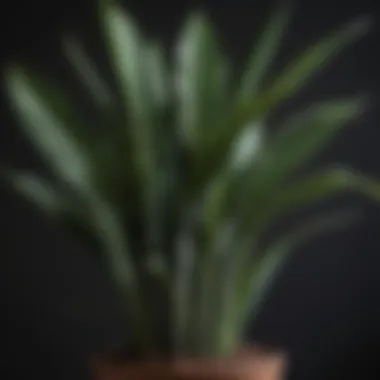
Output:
[{"xmin": 91, "ymin": 346, "xmax": 287, "ymax": 380}]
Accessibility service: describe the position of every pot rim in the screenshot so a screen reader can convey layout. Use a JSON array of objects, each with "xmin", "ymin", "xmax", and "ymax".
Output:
[{"xmin": 91, "ymin": 345, "xmax": 288, "ymax": 379}]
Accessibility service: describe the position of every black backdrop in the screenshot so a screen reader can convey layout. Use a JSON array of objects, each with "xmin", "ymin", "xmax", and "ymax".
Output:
[{"xmin": 1, "ymin": 0, "xmax": 379, "ymax": 379}]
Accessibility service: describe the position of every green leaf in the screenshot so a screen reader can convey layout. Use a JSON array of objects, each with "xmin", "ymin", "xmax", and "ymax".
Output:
[
  {"xmin": 102, "ymin": 1, "xmax": 156, "ymax": 184},
  {"xmin": 144, "ymin": 40, "xmax": 169, "ymax": 109},
  {"xmin": 200, "ymin": 16, "xmax": 370, "ymax": 189},
  {"xmin": 5, "ymin": 66, "xmax": 92, "ymax": 192},
  {"xmin": 248, "ymin": 209, "xmax": 361, "ymax": 312},
  {"xmin": 102, "ymin": 1, "xmax": 165, "ymax": 254},
  {"xmin": 3, "ymin": 169, "xmax": 64, "ymax": 214},
  {"xmin": 4, "ymin": 169, "xmax": 135, "ymax": 292},
  {"xmin": 229, "ymin": 121, "xmax": 266, "ymax": 170},
  {"xmin": 84, "ymin": 192, "xmax": 156, "ymax": 352},
  {"xmin": 198, "ymin": 123, "xmax": 265, "ymax": 355},
  {"xmin": 260, "ymin": 16, "xmax": 371, "ymax": 107},
  {"xmin": 2, "ymin": 168, "xmax": 106, "ymax": 252},
  {"xmin": 5, "ymin": 57, "xmax": 152, "ymax": 349},
  {"xmin": 175, "ymin": 11, "xmax": 229, "ymax": 151},
  {"xmin": 238, "ymin": 2, "xmax": 292, "ymax": 100},
  {"xmin": 272, "ymin": 97, "xmax": 367, "ymax": 166},
  {"xmin": 3, "ymin": 169, "xmax": 142, "ymax": 310},
  {"xmin": 143, "ymin": 40, "xmax": 172, "ymax": 248},
  {"xmin": 234, "ymin": 15, "xmax": 371, "ymax": 131},
  {"xmin": 239, "ymin": 97, "xmax": 368, "ymax": 217},
  {"xmin": 202, "ymin": 121, "xmax": 265, "ymax": 238},
  {"xmin": 250, "ymin": 167, "xmax": 380, "ymax": 231},
  {"xmin": 233, "ymin": 208, "xmax": 361, "ymax": 346},
  {"xmin": 63, "ymin": 36, "xmax": 114, "ymax": 108}
]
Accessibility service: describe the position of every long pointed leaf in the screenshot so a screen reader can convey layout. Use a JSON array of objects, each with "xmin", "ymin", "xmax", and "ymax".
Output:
[
  {"xmin": 264, "ymin": 16, "xmax": 372, "ymax": 104},
  {"xmin": 175, "ymin": 12, "xmax": 229, "ymax": 151},
  {"xmin": 239, "ymin": 97, "xmax": 367, "ymax": 216},
  {"xmin": 144, "ymin": 40, "xmax": 169, "ymax": 109},
  {"xmin": 269, "ymin": 97, "xmax": 367, "ymax": 169},
  {"xmin": 238, "ymin": 2, "xmax": 292, "ymax": 100},
  {"xmin": 3, "ymin": 169, "xmax": 64, "ymax": 214},
  {"xmin": 2, "ymin": 168, "xmax": 107, "ymax": 252},
  {"xmin": 237, "ymin": 16, "xmax": 372, "ymax": 125},
  {"xmin": 202, "ymin": 121, "xmax": 265, "ymax": 238},
  {"xmin": 232, "ymin": 208, "xmax": 361, "ymax": 348},
  {"xmin": 4, "ymin": 170, "xmax": 144, "ymax": 325},
  {"xmin": 5, "ymin": 169, "xmax": 138, "ymax": 305},
  {"xmin": 5, "ymin": 59, "xmax": 153, "ymax": 348},
  {"xmin": 86, "ymin": 193, "xmax": 156, "ymax": 352},
  {"xmin": 63, "ymin": 36, "xmax": 114, "ymax": 108},
  {"xmin": 198, "ymin": 16, "xmax": 370, "ymax": 191},
  {"xmin": 102, "ymin": 1, "xmax": 155, "ymax": 184},
  {"xmin": 250, "ymin": 167, "xmax": 380, "ymax": 231},
  {"xmin": 143, "ymin": 40, "xmax": 172, "ymax": 250},
  {"xmin": 5, "ymin": 67, "xmax": 92, "ymax": 192},
  {"xmin": 102, "ymin": 1, "xmax": 163, "ymax": 254}
]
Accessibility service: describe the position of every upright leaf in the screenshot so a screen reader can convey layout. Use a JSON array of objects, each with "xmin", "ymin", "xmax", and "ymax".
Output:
[
  {"xmin": 202, "ymin": 121, "xmax": 265, "ymax": 237},
  {"xmin": 144, "ymin": 41, "xmax": 181, "ymax": 271},
  {"xmin": 238, "ymin": 2, "xmax": 292, "ymax": 100},
  {"xmin": 102, "ymin": 1, "xmax": 163, "ymax": 252},
  {"xmin": 250, "ymin": 16, "xmax": 371, "ymax": 113},
  {"xmin": 63, "ymin": 36, "xmax": 114, "ymax": 108},
  {"xmin": 5, "ymin": 67, "xmax": 92, "ymax": 192},
  {"xmin": 232, "ymin": 208, "xmax": 361, "ymax": 348},
  {"xmin": 233, "ymin": 16, "xmax": 371, "ymax": 142},
  {"xmin": 87, "ymin": 193, "xmax": 155, "ymax": 352},
  {"xmin": 197, "ymin": 16, "xmax": 370, "ymax": 191},
  {"xmin": 144, "ymin": 40, "xmax": 169, "ymax": 109},
  {"xmin": 102, "ymin": 1, "xmax": 155, "ymax": 183},
  {"xmin": 175, "ymin": 12, "xmax": 229, "ymax": 151},
  {"xmin": 238, "ymin": 97, "xmax": 367, "ymax": 217}
]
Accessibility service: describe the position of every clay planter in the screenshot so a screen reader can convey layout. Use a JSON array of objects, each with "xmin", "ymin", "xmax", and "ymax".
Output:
[{"xmin": 91, "ymin": 347, "xmax": 287, "ymax": 380}]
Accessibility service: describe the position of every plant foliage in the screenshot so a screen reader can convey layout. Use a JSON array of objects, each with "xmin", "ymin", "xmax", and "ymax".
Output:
[{"xmin": 3, "ymin": 0, "xmax": 380, "ymax": 358}]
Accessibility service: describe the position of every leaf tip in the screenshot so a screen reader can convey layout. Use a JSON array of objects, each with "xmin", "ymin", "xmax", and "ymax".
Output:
[
  {"xmin": 4, "ymin": 62, "xmax": 23, "ymax": 81},
  {"xmin": 344, "ymin": 14, "xmax": 374, "ymax": 39}
]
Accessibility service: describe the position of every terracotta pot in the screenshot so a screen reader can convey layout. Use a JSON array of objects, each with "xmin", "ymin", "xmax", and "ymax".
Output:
[{"xmin": 91, "ymin": 347, "xmax": 287, "ymax": 380}]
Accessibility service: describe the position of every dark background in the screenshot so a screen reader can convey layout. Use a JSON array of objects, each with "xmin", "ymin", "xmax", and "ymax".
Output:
[{"xmin": 1, "ymin": 0, "xmax": 379, "ymax": 379}]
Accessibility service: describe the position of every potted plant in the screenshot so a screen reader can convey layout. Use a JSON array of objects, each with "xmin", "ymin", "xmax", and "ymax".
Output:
[{"xmin": 3, "ymin": 1, "xmax": 380, "ymax": 379}]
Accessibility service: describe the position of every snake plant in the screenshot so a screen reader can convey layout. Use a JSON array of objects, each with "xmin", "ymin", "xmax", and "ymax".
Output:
[{"xmin": 3, "ymin": 0, "xmax": 380, "ymax": 358}]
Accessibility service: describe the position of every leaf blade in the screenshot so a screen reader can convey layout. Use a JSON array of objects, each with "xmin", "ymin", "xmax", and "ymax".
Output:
[
  {"xmin": 175, "ymin": 11, "xmax": 229, "ymax": 150},
  {"xmin": 102, "ymin": 1, "xmax": 156, "ymax": 183},
  {"xmin": 238, "ymin": 2, "xmax": 293, "ymax": 100},
  {"xmin": 233, "ymin": 208, "xmax": 362, "ymax": 346},
  {"xmin": 3, "ymin": 169, "xmax": 64, "ymax": 214},
  {"xmin": 239, "ymin": 97, "xmax": 368, "ymax": 219},
  {"xmin": 63, "ymin": 36, "xmax": 114, "ymax": 108},
  {"xmin": 250, "ymin": 167, "xmax": 380, "ymax": 232},
  {"xmin": 5, "ymin": 66, "xmax": 92, "ymax": 192},
  {"xmin": 267, "ymin": 16, "xmax": 372, "ymax": 102}
]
